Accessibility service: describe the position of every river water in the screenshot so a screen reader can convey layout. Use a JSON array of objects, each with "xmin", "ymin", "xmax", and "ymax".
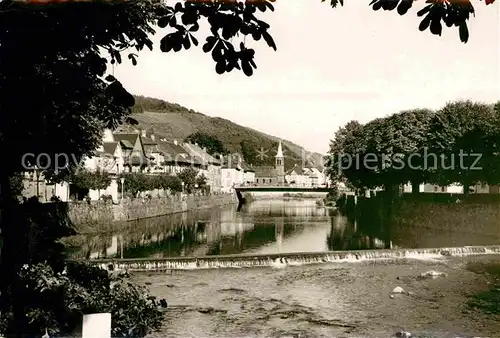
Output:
[
  {"xmin": 70, "ymin": 199, "xmax": 500, "ymax": 337},
  {"xmin": 69, "ymin": 199, "xmax": 500, "ymax": 259}
]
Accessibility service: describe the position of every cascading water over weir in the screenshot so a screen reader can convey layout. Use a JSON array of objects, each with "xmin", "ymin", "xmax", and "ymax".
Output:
[{"xmin": 82, "ymin": 245, "xmax": 500, "ymax": 272}]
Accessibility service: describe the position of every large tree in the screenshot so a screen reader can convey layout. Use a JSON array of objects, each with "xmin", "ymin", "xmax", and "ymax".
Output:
[
  {"xmin": 327, "ymin": 102, "xmax": 500, "ymax": 195},
  {"xmin": 427, "ymin": 100, "xmax": 498, "ymax": 193},
  {"xmin": 367, "ymin": 109, "xmax": 435, "ymax": 194},
  {"xmin": 325, "ymin": 120, "xmax": 373, "ymax": 192}
]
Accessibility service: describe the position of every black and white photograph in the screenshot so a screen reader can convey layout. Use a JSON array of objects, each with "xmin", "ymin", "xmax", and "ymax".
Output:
[{"xmin": 0, "ymin": 0, "xmax": 498, "ymax": 337}]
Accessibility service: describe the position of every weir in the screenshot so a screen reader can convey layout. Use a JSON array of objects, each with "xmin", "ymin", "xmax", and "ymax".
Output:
[{"xmin": 83, "ymin": 245, "xmax": 500, "ymax": 272}]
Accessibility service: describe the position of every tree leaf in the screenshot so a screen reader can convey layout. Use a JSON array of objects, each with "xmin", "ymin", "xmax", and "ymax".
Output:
[
  {"xmin": 430, "ymin": 18, "xmax": 442, "ymax": 36},
  {"xmin": 202, "ymin": 37, "xmax": 217, "ymax": 53},
  {"xmin": 160, "ymin": 36, "xmax": 172, "ymax": 53},
  {"xmin": 419, "ymin": 15, "xmax": 432, "ymax": 31},
  {"xmin": 252, "ymin": 31, "xmax": 261, "ymax": 41},
  {"xmin": 372, "ymin": 1, "xmax": 383, "ymax": 11},
  {"xmin": 417, "ymin": 5, "xmax": 432, "ymax": 17},
  {"xmin": 397, "ymin": 0, "xmax": 413, "ymax": 15},
  {"xmin": 215, "ymin": 61, "xmax": 226, "ymax": 75},
  {"xmin": 242, "ymin": 60, "xmax": 253, "ymax": 76},
  {"xmin": 265, "ymin": 1, "xmax": 275, "ymax": 11},
  {"xmin": 211, "ymin": 45, "xmax": 224, "ymax": 62},
  {"xmin": 190, "ymin": 35, "xmax": 199, "ymax": 47},
  {"xmin": 182, "ymin": 35, "xmax": 191, "ymax": 50},
  {"xmin": 189, "ymin": 22, "xmax": 200, "ymax": 32},
  {"xmin": 382, "ymin": 0, "xmax": 398, "ymax": 11},
  {"xmin": 459, "ymin": 22, "xmax": 469, "ymax": 43},
  {"xmin": 157, "ymin": 16, "xmax": 168, "ymax": 28},
  {"xmin": 262, "ymin": 31, "xmax": 277, "ymax": 51}
]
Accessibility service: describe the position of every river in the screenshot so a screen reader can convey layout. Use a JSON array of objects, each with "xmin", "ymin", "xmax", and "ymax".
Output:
[
  {"xmin": 69, "ymin": 199, "xmax": 500, "ymax": 337},
  {"xmin": 69, "ymin": 199, "xmax": 500, "ymax": 260}
]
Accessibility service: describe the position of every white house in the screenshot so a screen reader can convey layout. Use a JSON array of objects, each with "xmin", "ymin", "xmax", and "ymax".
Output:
[
  {"xmin": 241, "ymin": 163, "xmax": 255, "ymax": 185},
  {"xmin": 285, "ymin": 164, "xmax": 310, "ymax": 186},
  {"xmin": 221, "ymin": 155, "xmax": 244, "ymax": 192},
  {"xmin": 402, "ymin": 182, "xmax": 464, "ymax": 194},
  {"xmin": 182, "ymin": 142, "xmax": 222, "ymax": 192},
  {"xmin": 79, "ymin": 128, "xmax": 131, "ymax": 202}
]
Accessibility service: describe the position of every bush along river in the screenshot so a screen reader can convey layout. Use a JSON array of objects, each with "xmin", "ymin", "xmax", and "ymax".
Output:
[{"xmin": 67, "ymin": 199, "xmax": 500, "ymax": 337}]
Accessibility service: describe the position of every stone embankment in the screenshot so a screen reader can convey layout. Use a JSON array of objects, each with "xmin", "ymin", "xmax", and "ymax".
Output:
[{"xmin": 68, "ymin": 193, "xmax": 237, "ymax": 230}]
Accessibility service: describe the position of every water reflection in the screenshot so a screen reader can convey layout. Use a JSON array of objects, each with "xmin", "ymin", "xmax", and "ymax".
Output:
[
  {"xmin": 68, "ymin": 198, "xmax": 500, "ymax": 260},
  {"xmin": 69, "ymin": 199, "xmax": 392, "ymax": 260},
  {"xmin": 327, "ymin": 214, "xmax": 392, "ymax": 250}
]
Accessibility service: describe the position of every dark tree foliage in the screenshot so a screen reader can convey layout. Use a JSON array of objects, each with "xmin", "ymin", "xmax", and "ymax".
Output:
[
  {"xmin": 427, "ymin": 100, "xmax": 499, "ymax": 192},
  {"xmin": 71, "ymin": 170, "xmax": 112, "ymax": 191},
  {"xmin": 176, "ymin": 168, "xmax": 199, "ymax": 193},
  {"xmin": 196, "ymin": 173, "xmax": 208, "ymax": 188},
  {"xmin": 132, "ymin": 95, "xmax": 202, "ymax": 115},
  {"xmin": 0, "ymin": 3, "xmax": 161, "ymax": 333},
  {"xmin": 186, "ymin": 132, "xmax": 229, "ymax": 156},
  {"xmin": 325, "ymin": 121, "xmax": 370, "ymax": 191},
  {"xmin": 240, "ymin": 139, "xmax": 259, "ymax": 164},
  {"xmin": 326, "ymin": 101, "xmax": 500, "ymax": 194},
  {"xmin": 119, "ymin": 172, "xmax": 183, "ymax": 196},
  {"xmin": 367, "ymin": 0, "xmax": 495, "ymax": 43},
  {"xmin": 0, "ymin": 262, "xmax": 165, "ymax": 337}
]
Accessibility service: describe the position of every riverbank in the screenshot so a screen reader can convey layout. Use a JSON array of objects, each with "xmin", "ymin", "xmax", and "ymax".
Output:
[
  {"xmin": 138, "ymin": 254, "xmax": 500, "ymax": 338},
  {"xmin": 68, "ymin": 193, "xmax": 237, "ymax": 233}
]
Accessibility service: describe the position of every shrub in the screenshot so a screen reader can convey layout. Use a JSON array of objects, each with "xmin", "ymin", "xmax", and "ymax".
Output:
[
  {"xmin": 71, "ymin": 170, "xmax": 111, "ymax": 191},
  {"xmin": 0, "ymin": 262, "xmax": 165, "ymax": 337},
  {"xmin": 119, "ymin": 173, "xmax": 182, "ymax": 196},
  {"xmin": 176, "ymin": 168, "xmax": 199, "ymax": 193},
  {"xmin": 100, "ymin": 194, "xmax": 113, "ymax": 203}
]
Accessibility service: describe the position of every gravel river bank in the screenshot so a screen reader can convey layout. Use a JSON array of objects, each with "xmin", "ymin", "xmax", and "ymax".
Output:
[{"xmin": 135, "ymin": 254, "xmax": 500, "ymax": 338}]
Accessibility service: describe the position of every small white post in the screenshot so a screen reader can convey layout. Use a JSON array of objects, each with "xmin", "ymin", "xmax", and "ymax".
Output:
[{"xmin": 82, "ymin": 313, "xmax": 111, "ymax": 338}]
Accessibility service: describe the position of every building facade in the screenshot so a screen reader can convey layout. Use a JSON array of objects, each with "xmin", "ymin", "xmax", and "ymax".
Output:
[{"xmin": 254, "ymin": 141, "xmax": 286, "ymax": 186}]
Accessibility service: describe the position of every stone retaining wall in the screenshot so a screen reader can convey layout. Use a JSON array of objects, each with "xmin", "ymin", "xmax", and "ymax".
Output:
[{"xmin": 68, "ymin": 193, "xmax": 237, "ymax": 227}]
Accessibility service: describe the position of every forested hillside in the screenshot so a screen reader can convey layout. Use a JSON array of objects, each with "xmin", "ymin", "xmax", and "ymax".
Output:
[{"xmin": 126, "ymin": 95, "xmax": 324, "ymax": 170}]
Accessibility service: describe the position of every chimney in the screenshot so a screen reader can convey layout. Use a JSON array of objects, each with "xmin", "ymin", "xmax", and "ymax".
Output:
[
  {"xmin": 141, "ymin": 129, "xmax": 147, "ymax": 138},
  {"xmin": 173, "ymin": 139, "xmax": 178, "ymax": 146},
  {"xmin": 195, "ymin": 142, "xmax": 198, "ymax": 147},
  {"xmin": 203, "ymin": 147, "xmax": 207, "ymax": 152}
]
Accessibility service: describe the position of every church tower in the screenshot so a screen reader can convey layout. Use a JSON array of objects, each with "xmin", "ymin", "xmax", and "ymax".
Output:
[{"xmin": 275, "ymin": 140, "xmax": 285, "ymax": 186}]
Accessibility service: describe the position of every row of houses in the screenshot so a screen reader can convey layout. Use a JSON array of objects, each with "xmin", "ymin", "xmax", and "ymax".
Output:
[
  {"xmin": 356, "ymin": 182, "xmax": 500, "ymax": 197},
  {"xmin": 402, "ymin": 182, "xmax": 500, "ymax": 194},
  {"xmin": 80, "ymin": 128, "xmax": 254, "ymax": 200},
  {"xmin": 21, "ymin": 128, "xmax": 329, "ymax": 202}
]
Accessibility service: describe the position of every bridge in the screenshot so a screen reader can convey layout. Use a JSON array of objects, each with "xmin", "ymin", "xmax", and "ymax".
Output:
[{"xmin": 234, "ymin": 185, "xmax": 335, "ymax": 204}]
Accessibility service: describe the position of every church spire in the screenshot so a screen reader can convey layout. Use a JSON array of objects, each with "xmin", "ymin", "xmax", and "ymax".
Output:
[{"xmin": 275, "ymin": 140, "xmax": 283, "ymax": 158}]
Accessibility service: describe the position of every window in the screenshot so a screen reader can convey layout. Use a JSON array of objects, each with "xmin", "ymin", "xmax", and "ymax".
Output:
[
  {"xmin": 441, "ymin": 187, "xmax": 445, "ymax": 192},
  {"xmin": 256, "ymin": 178, "xmax": 259, "ymax": 183}
]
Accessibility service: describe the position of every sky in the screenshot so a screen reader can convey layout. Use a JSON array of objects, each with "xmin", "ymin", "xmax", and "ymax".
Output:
[{"xmin": 115, "ymin": 0, "xmax": 500, "ymax": 154}]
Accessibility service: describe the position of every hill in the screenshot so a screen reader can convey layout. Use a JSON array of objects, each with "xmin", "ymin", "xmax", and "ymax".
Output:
[{"xmin": 126, "ymin": 95, "xmax": 325, "ymax": 171}]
